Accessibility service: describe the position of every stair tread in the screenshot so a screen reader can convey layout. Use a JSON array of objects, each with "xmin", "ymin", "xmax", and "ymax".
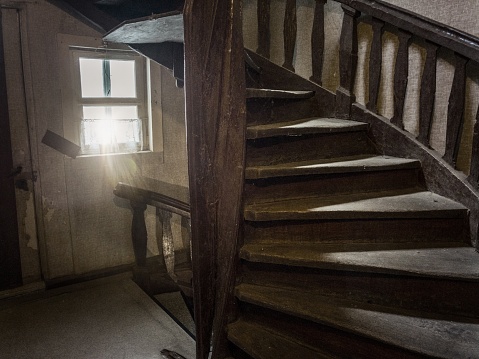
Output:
[
  {"xmin": 104, "ymin": 11, "xmax": 184, "ymax": 44},
  {"xmin": 240, "ymin": 242, "xmax": 479, "ymax": 281},
  {"xmin": 246, "ymin": 117, "xmax": 368, "ymax": 139},
  {"xmin": 245, "ymin": 190, "xmax": 468, "ymax": 221},
  {"xmin": 235, "ymin": 283, "xmax": 479, "ymax": 358},
  {"xmin": 246, "ymin": 155, "xmax": 421, "ymax": 179},
  {"xmin": 228, "ymin": 319, "xmax": 332, "ymax": 359},
  {"xmin": 246, "ymin": 88, "xmax": 315, "ymax": 99}
]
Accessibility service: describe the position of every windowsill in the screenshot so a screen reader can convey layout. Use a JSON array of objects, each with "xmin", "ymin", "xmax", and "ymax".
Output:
[{"xmin": 76, "ymin": 150, "xmax": 160, "ymax": 158}]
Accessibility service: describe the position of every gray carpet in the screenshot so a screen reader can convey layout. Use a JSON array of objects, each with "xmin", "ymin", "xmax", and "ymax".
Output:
[
  {"xmin": 154, "ymin": 292, "xmax": 195, "ymax": 337},
  {"xmin": 0, "ymin": 274, "xmax": 195, "ymax": 359}
]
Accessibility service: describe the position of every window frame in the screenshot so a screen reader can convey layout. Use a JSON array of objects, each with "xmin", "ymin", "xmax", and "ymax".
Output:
[
  {"xmin": 71, "ymin": 47, "xmax": 148, "ymax": 155},
  {"xmin": 58, "ymin": 34, "xmax": 164, "ymax": 158}
]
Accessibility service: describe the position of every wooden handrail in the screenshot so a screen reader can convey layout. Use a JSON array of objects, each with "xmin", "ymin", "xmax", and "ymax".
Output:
[
  {"xmin": 114, "ymin": 182, "xmax": 190, "ymax": 218},
  {"xmin": 335, "ymin": 0, "xmax": 479, "ymax": 63}
]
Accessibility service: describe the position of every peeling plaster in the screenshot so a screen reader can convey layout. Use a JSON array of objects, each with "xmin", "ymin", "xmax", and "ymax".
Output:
[{"xmin": 42, "ymin": 196, "xmax": 56, "ymax": 223}]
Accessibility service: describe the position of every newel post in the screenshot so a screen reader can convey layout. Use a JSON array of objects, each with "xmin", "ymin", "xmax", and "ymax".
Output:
[
  {"xmin": 184, "ymin": 0, "xmax": 247, "ymax": 358},
  {"xmin": 336, "ymin": 5, "xmax": 359, "ymax": 119}
]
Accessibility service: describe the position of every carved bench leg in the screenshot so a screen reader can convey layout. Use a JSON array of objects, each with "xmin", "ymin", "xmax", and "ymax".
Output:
[{"xmin": 130, "ymin": 200, "xmax": 150, "ymax": 292}]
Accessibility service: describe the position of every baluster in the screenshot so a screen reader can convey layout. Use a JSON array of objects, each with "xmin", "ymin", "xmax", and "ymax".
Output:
[
  {"xmin": 417, "ymin": 41, "xmax": 438, "ymax": 146},
  {"xmin": 257, "ymin": 0, "xmax": 271, "ymax": 58},
  {"xmin": 391, "ymin": 29, "xmax": 412, "ymax": 128},
  {"xmin": 443, "ymin": 54, "xmax": 468, "ymax": 167},
  {"xmin": 468, "ymin": 111, "xmax": 479, "ymax": 188},
  {"xmin": 366, "ymin": 18, "xmax": 385, "ymax": 112},
  {"xmin": 336, "ymin": 5, "xmax": 360, "ymax": 119},
  {"xmin": 158, "ymin": 209, "xmax": 176, "ymax": 281},
  {"xmin": 130, "ymin": 200, "xmax": 149, "ymax": 290},
  {"xmin": 310, "ymin": 0, "xmax": 327, "ymax": 85},
  {"xmin": 131, "ymin": 201, "xmax": 147, "ymax": 267},
  {"xmin": 283, "ymin": 0, "xmax": 297, "ymax": 71}
]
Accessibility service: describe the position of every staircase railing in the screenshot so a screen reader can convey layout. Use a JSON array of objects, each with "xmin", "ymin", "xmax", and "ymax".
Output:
[
  {"xmin": 113, "ymin": 182, "xmax": 192, "ymax": 294},
  {"xmin": 249, "ymin": 0, "xmax": 479, "ymax": 246}
]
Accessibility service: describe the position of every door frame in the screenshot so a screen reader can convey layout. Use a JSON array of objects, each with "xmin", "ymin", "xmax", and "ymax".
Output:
[{"xmin": 0, "ymin": 8, "xmax": 23, "ymax": 290}]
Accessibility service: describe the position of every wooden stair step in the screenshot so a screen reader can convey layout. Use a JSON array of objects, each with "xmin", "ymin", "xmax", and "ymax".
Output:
[
  {"xmin": 228, "ymin": 318, "xmax": 332, "ymax": 359},
  {"xmin": 246, "ymin": 155, "xmax": 421, "ymax": 179},
  {"xmin": 246, "ymin": 88, "xmax": 315, "ymax": 99},
  {"xmin": 246, "ymin": 117, "xmax": 368, "ymax": 139},
  {"xmin": 235, "ymin": 283, "xmax": 479, "ymax": 359},
  {"xmin": 240, "ymin": 242, "xmax": 479, "ymax": 281},
  {"xmin": 244, "ymin": 190, "xmax": 468, "ymax": 221},
  {"xmin": 244, "ymin": 217, "xmax": 469, "ymax": 245}
]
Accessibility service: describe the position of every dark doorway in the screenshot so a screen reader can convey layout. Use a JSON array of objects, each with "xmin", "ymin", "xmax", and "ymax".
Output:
[{"xmin": 0, "ymin": 10, "xmax": 23, "ymax": 290}]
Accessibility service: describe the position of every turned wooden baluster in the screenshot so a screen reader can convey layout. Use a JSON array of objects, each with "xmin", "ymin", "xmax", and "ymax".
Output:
[
  {"xmin": 468, "ymin": 111, "xmax": 479, "ymax": 188},
  {"xmin": 310, "ymin": 0, "xmax": 327, "ymax": 85},
  {"xmin": 257, "ymin": 0, "xmax": 271, "ymax": 58},
  {"xmin": 417, "ymin": 41, "xmax": 438, "ymax": 147},
  {"xmin": 283, "ymin": 0, "xmax": 297, "ymax": 71},
  {"xmin": 391, "ymin": 29, "xmax": 412, "ymax": 129},
  {"xmin": 443, "ymin": 54, "xmax": 469, "ymax": 167},
  {"xmin": 131, "ymin": 200, "xmax": 147, "ymax": 267},
  {"xmin": 366, "ymin": 18, "xmax": 384, "ymax": 112},
  {"xmin": 130, "ymin": 200, "xmax": 149, "ymax": 291},
  {"xmin": 157, "ymin": 208, "xmax": 176, "ymax": 280},
  {"xmin": 336, "ymin": 5, "xmax": 359, "ymax": 119}
]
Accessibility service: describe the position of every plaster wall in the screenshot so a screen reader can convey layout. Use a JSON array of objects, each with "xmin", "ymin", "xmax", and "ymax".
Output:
[
  {"xmin": 243, "ymin": 0, "xmax": 479, "ymax": 172},
  {"xmin": 4, "ymin": 0, "xmax": 188, "ymax": 282}
]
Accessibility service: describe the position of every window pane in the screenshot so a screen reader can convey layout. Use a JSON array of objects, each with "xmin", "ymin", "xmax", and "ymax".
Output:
[
  {"xmin": 82, "ymin": 118, "xmax": 113, "ymax": 145},
  {"xmin": 79, "ymin": 58, "xmax": 104, "ymax": 97},
  {"xmin": 110, "ymin": 60, "xmax": 136, "ymax": 98},
  {"xmin": 111, "ymin": 106, "xmax": 138, "ymax": 120},
  {"xmin": 81, "ymin": 105, "xmax": 141, "ymax": 154},
  {"xmin": 83, "ymin": 106, "xmax": 107, "ymax": 119}
]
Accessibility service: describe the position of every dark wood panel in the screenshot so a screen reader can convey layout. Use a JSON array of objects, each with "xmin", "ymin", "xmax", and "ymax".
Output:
[
  {"xmin": 391, "ymin": 29, "xmax": 412, "ymax": 129},
  {"xmin": 366, "ymin": 18, "xmax": 384, "ymax": 112},
  {"xmin": 443, "ymin": 54, "xmax": 468, "ymax": 167},
  {"xmin": 416, "ymin": 41, "xmax": 438, "ymax": 147},
  {"xmin": 283, "ymin": 0, "xmax": 297, "ymax": 71},
  {"xmin": 310, "ymin": 0, "xmax": 327, "ymax": 85},
  {"xmin": 0, "ymin": 10, "xmax": 22, "ymax": 290},
  {"xmin": 183, "ymin": 0, "xmax": 246, "ymax": 357},
  {"xmin": 257, "ymin": 0, "xmax": 270, "ymax": 58}
]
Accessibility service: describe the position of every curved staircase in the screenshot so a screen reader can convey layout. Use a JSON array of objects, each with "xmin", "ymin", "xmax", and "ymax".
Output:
[{"xmin": 227, "ymin": 89, "xmax": 479, "ymax": 358}]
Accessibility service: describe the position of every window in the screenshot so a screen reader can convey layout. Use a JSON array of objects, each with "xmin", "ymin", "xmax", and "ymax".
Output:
[
  {"xmin": 58, "ymin": 34, "xmax": 163, "ymax": 158},
  {"xmin": 72, "ymin": 48, "xmax": 148, "ymax": 155}
]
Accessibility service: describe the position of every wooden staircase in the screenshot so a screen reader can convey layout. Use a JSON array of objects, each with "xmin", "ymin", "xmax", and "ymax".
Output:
[{"xmin": 226, "ymin": 89, "xmax": 479, "ymax": 358}]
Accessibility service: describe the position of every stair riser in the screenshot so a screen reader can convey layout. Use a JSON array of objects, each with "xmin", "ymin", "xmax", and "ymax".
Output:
[
  {"xmin": 247, "ymin": 132, "xmax": 375, "ymax": 165},
  {"xmin": 231, "ymin": 304, "xmax": 427, "ymax": 359},
  {"xmin": 244, "ymin": 169, "xmax": 423, "ymax": 204},
  {"xmin": 240, "ymin": 263, "xmax": 479, "ymax": 319},
  {"xmin": 247, "ymin": 97, "xmax": 320, "ymax": 125},
  {"xmin": 244, "ymin": 218, "xmax": 469, "ymax": 244}
]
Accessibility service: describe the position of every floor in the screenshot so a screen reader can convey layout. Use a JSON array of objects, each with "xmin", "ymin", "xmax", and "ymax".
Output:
[{"xmin": 0, "ymin": 273, "xmax": 195, "ymax": 359}]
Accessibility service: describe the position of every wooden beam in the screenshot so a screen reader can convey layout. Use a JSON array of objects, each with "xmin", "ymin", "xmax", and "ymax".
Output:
[{"xmin": 183, "ymin": 1, "xmax": 246, "ymax": 358}]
